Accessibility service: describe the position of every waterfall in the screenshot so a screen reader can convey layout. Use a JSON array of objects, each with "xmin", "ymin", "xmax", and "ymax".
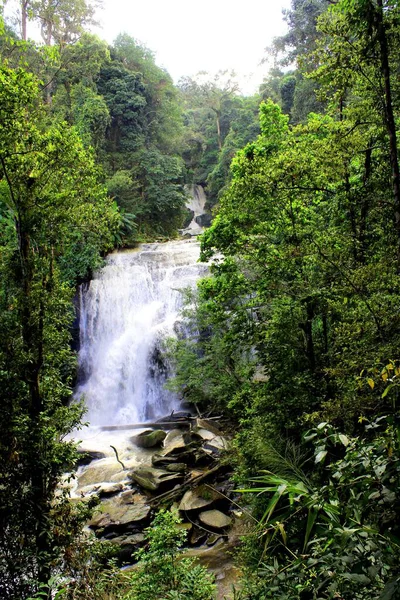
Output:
[{"xmin": 75, "ymin": 237, "xmax": 208, "ymax": 427}]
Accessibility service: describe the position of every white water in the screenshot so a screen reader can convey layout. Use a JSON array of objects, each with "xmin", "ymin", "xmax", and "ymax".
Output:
[{"xmin": 75, "ymin": 237, "xmax": 208, "ymax": 427}]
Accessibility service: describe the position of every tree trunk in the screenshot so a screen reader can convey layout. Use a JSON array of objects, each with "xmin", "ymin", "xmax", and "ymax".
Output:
[
  {"xmin": 375, "ymin": 0, "xmax": 400, "ymax": 266},
  {"xmin": 21, "ymin": 0, "xmax": 28, "ymax": 41}
]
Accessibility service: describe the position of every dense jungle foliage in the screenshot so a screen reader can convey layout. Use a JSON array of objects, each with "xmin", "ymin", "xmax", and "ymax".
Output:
[{"xmin": 1, "ymin": 0, "xmax": 400, "ymax": 598}]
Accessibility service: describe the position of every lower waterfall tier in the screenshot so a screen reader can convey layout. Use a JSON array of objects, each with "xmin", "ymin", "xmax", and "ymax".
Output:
[{"xmin": 75, "ymin": 238, "xmax": 207, "ymax": 426}]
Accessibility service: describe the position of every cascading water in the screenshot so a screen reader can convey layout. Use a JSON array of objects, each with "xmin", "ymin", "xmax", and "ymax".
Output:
[{"xmin": 75, "ymin": 237, "xmax": 208, "ymax": 427}]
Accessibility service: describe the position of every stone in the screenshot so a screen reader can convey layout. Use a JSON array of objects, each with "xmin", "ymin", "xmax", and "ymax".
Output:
[
  {"xmin": 88, "ymin": 497, "xmax": 151, "ymax": 532},
  {"xmin": 130, "ymin": 466, "xmax": 184, "ymax": 493},
  {"xmin": 195, "ymin": 419, "xmax": 221, "ymax": 436},
  {"xmin": 203, "ymin": 436, "xmax": 229, "ymax": 456},
  {"xmin": 199, "ymin": 510, "xmax": 232, "ymax": 530},
  {"xmin": 195, "ymin": 213, "xmax": 212, "ymax": 228},
  {"xmin": 161, "ymin": 430, "xmax": 200, "ymax": 463},
  {"xmin": 157, "ymin": 411, "xmax": 192, "ymax": 423},
  {"xmin": 152, "ymin": 453, "xmax": 179, "ymax": 467},
  {"xmin": 165, "ymin": 463, "xmax": 187, "ymax": 473},
  {"xmin": 131, "ymin": 429, "xmax": 166, "ymax": 448},
  {"xmin": 97, "ymin": 482, "xmax": 124, "ymax": 497},
  {"xmin": 178, "ymin": 486, "xmax": 222, "ymax": 512},
  {"xmin": 110, "ymin": 533, "xmax": 146, "ymax": 564},
  {"xmin": 76, "ymin": 449, "xmax": 107, "ymax": 466},
  {"xmin": 190, "ymin": 527, "xmax": 207, "ymax": 546},
  {"xmin": 193, "ymin": 428, "xmax": 215, "ymax": 441},
  {"xmin": 77, "ymin": 461, "xmax": 124, "ymax": 488},
  {"xmin": 207, "ymin": 534, "xmax": 223, "ymax": 546}
]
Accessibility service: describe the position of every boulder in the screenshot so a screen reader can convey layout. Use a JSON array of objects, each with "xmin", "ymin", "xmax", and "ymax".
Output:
[
  {"xmin": 152, "ymin": 453, "xmax": 180, "ymax": 467},
  {"xmin": 199, "ymin": 510, "xmax": 232, "ymax": 530},
  {"xmin": 179, "ymin": 486, "xmax": 223, "ymax": 512},
  {"xmin": 165, "ymin": 462, "xmax": 187, "ymax": 473},
  {"xmin": 130, "ymin": 466, "xmax": 184, "ymax": 493},
  {"xmin": 190, "ymin": 527, "xmax": 207, "ymax": 546},
  {"xmin": 195, "ymin": 419, "xmax": 221, "ymax": 436},
  {"xmin": 97, "ymin": 482, "xmax": 124, "ymax": 498},
  {"xmin": 110, "ymin": 533, "xmax": 146, "ymax": 564},
  {"xmin": 193, "ymin": 428, "xmax": 215, "ymax": 442},
  {"xmin": 131, "ymin": 429, "xmax": 166, "ymax": 449},
  {"xmin": 76, "ymin": 449, "xmax": 107, "ymax": 466},
  {"xmin": 88, "ymin": 497, "xmax": 151, "ymax": 533},
  {"xmin": 195, "ymin": 213, "xmax": 212, "ymax": 228},
  {"xmin": 203, "ymin": 436, "xmax": 229, "ymax": 456},
  {"xmin": 77, "ymin": 461, "xmax": 124, "ymax": 488}
]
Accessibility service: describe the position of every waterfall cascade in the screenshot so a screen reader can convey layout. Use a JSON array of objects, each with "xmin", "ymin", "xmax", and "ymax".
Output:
[{"xmin": 75, "ymin": 187, "xmax": 209, "ymax": 427}]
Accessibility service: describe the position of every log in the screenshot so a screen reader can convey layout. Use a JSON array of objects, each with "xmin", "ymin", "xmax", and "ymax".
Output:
[
  {"xmin": 100, "ymin": 416, "xmax": 223, "ymax": 432},
  {"xmin": 100, "ymin": 421, "xmax": 191, "ymax": 431}
]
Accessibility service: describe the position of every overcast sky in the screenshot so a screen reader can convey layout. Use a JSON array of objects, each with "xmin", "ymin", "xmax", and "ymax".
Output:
[
  {"xmin": 96, "ymin": 0, "xmax": 291, "ymax": 93},
  {"xmin": 5, "ymin": 0, "xmax": 291, "ymax": 93}
]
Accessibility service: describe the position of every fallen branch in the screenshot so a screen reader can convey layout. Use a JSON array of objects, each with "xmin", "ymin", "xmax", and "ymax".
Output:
[
  {"xmin": 110, "ymin": 445, "xmax": 126, "ymax": 470},
  {"xmin": 149, "ymin": 463, "xmax": 226, "ymax": 506}
]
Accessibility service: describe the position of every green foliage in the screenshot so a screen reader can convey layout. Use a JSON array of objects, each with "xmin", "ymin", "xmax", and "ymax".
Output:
[
  {"xmin": 238, "ymin": 418, "xmax": 400, "ymax": 599},
  {"xmin": 0, "ymin": 64, "xmax": 119, "ymax": 598},
  {"xmin": 124, "ymin": 509, "xmax": 216, "ymax": 600}
]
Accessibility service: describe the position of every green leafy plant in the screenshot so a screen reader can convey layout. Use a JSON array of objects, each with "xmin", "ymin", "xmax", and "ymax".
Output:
[
  {"xmin": 125, "ymin": 509, "xmax": 216, "ymax": 600},
  {"xmin": 238, "ymin": 418, "xmax": 400, "ymax": 599}
]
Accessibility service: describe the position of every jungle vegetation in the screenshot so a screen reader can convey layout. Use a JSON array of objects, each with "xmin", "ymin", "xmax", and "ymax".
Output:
[{"xmin": 1, "ymin": 0, "xmax": 400, "ymax": 598}]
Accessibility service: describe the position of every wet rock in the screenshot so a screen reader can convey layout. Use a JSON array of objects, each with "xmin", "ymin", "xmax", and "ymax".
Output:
[
  {"xmin": 190, "ymin": 527, "xmax": 207, "ymax": 546},
  {"xmin": 160, "ymin": 430, "xmax": 200, "ymax": 465},
  {"xmin": 110, "ymin": 533, "xmax": 146, "ymax": 564},
  {"xmin": 195, "ymin": 213, "xmax": 212, "ymax": 228},
  {"xmin": 152, "ymin": 453, "xmax": 179, "ymax": 467},
  {"xmin": 199, "ymin": 510, "xmax": 232, "ymax": 530},
  {"xmin": 77, "ymin": 462, "xmax": 125, "ymax": 488},
  {"xmin": 163, "ymin": 429, "xmax": 191, "ymax": 451},
  {"xmin": 182, "ymin": 208, "xmax": 195, "ymax": 228},
  {"xmin": 179, "ymin": 486, "xmax": 223, "ymax": 512},
  {"xmin": 195, "ymin": 419, "xmax": 221, "ymax": 436},
  {"xmin": 98, "ymin": 482, "xmax": 124, "ymax": 498},
  {"xmin": 165, "ymin": 462, "xmax": 187, "ymax": 473},
  {"xmin": 193, "ymin": 428, "xmax": 215, "ymax": 442},
  {"xmin": 203, "ymin": 436, "xmax": 229, "ymax": 456},
  {"xmin": 157, "ymin": 412, "xmax": 192, "ymax": 423},
  {"xmin": 207, "ymin": 534, "xmax": 224, "ymax": 546},
  {"xmin": 76, "ymin": 449, "xmax": 107, "ymax": 466},
  {"xmin": 131, "ymin": 429, "xmax": 166, "ymax": 449},
  {"xmin": 130, "ymin": 466, "xmax": 184, "ymax": 493},
  {"xmin": 88, "ymin": 497, "xmax": 151, "ymax": 533}
]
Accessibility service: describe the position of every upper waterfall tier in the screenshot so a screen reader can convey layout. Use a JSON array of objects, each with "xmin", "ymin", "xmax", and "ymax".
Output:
[{"xmin": 75, "ymin": 238, "xmax": 207, "ymax": 427}]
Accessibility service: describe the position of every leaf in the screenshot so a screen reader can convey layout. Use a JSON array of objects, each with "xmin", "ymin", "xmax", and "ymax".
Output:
[
  {"xmin": 315, "ymin": 450, "xmax": 328, "ymax": 464},
  {"xmin": 339, "ymin": 434, "xmax": 349, "ymax": 446},
  {"xmin": 367, "ymin": 378, "xmax": 375, "ymax": 389},
  {"xmin": 382, "ymin": 384, "xmax": 394, "ymax": 398},
  {"xmin": 303, "ymin": 507, "xmax": 318, "ymax": 551}
]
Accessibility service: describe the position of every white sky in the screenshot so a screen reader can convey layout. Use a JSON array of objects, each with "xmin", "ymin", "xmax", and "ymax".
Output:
[
  {"xmin": 5, "ymin": 0, "xmax": 291, "ymax": 94},
  {"xmin": 96, "ymin": 0, "xmax": 291, "ymax": 93}
]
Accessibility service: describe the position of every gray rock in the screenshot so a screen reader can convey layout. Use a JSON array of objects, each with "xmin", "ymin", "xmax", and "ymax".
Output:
[
  {"xmin": 131, "ymin": 429, "xmax": 166, "ymax": 449},
  {"xmin": 195, "ymin": 419, "xmax": 221, "ymax": 436},
  {"xmin": 76, "ymin": 449, "xmax": 107, "ymax": 466},
  {"xmin": 165, "ymin": 463, "xmax": 187, "ymax": 473},
  {"xmin": 195, "ymin": 213, "xmax": 212, "ymax": 228},
  {"xmin": 88, "ymin": 498, "xmax": 151, "ymax": 531},
  {"xmin": 190, "ymin": 527, "xmax": 207, "ymax": 546},
  {"xmin": 179, "ymin": 486, "xmax": 223, "ymax": 512},
  {"xmin": 130, "ymin": 466, "xmax": 184, "ymax": 492},
  {"xmin": 98, "ymin": 482, "xmax": 124, "ymax": 498},
  {"xmin": 199, "ymin": 510, "xmax": 232, "ymax": 530}
]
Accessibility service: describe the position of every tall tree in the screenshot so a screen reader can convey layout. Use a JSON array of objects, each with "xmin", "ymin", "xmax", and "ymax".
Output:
[{"xmin": 0, "ymin": 64, "xmax": 119, "ymax": 598}]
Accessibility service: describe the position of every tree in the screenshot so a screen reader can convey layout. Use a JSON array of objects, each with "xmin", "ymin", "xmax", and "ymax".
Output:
[
  {"xmin": 21, "ymin": 0, "xmax": 101, "ymax": 45},
  {"xmin": 0, "ymin": 64, "xmax": 119, "ymax": 598}
]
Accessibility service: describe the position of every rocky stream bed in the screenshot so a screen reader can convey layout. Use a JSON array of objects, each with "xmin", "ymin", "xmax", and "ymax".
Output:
[{"xmin": 70, "ymin": 416, "xmax": 245, "ymax": 598}]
